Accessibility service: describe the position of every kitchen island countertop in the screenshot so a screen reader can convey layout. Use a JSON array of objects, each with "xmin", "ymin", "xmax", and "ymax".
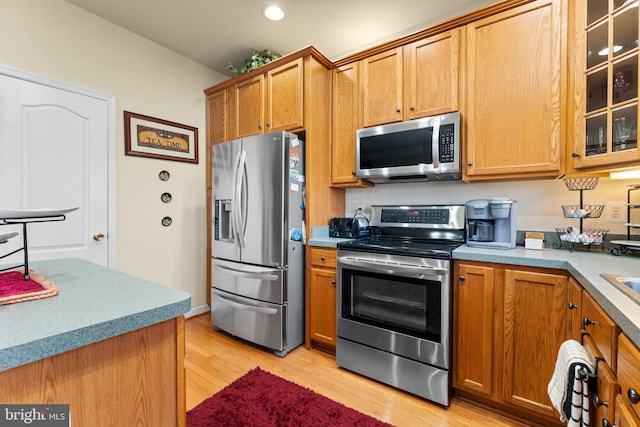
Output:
[{"xmin": 0, "ymin": 258, "xmax": 191, "ymax": 372}]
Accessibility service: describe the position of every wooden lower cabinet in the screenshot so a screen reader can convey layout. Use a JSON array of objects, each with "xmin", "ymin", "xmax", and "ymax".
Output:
[
  {"xmin": 454, "ymin": 263, "xmax": 495, "ymax": 398},
  {"xmin": 307, "ymin": 246, "xmax": 337, "ymax": 353},
  {"xmin": 454, "ymin": 261, "xmax": 567, "ymax": 425},
  {"xmin": 0, "ymin": 317, "xmax": 185, "ymax": 427},
  {"xmin": 615, "ymin": 333, "xmax": 640, "ymax": 426}
]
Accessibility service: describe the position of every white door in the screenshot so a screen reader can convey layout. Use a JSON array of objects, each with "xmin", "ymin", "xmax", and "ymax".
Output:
[{"xmin": 0, "ymin": 67, "xmax": 114, "ymax": 267}]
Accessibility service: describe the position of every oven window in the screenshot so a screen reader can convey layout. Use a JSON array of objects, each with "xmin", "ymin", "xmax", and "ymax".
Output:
[{"xmin": 341, "ymin": 268, "xmax": 442, "ymax": 342}]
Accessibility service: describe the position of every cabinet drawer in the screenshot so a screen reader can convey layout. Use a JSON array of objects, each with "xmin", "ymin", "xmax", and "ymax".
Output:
[
  {"xmin": 618, "ymin": 333, "xmax": 640, "ymax": 421},
  {"xmin": 582, "ymin": 292, "xmax": 619, "ymax": 369},
  {"xmin": 310, "ymin": 247, "xmax": 337, "ymax": 268}
]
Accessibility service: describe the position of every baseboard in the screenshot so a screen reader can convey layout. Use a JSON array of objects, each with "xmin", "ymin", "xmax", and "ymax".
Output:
[{"xmin": 185, "ymin": 305, "xmax": 210, "ymax": 319}]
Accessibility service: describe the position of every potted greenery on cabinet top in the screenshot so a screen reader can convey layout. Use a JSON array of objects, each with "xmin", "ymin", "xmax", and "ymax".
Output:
[{"xmin": 227, "ymin": 49, "xmax": 282, "ymax": 75}]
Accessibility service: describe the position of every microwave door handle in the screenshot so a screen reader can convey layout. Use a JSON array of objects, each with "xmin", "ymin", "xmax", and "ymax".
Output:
[
  {"xmin": 213, "ymin": 291, "xmax": 278, "ymax": 315},
  {"xmin": 339, "ymin": 257, "xmax": 447, "ymax": 276},
  {"xmin": 432, "ymin": 118, "xmax": 440, "ymax": 170}
]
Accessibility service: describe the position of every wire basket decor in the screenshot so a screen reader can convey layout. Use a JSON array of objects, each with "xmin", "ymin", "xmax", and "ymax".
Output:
[
  {"xmin": 561, "ymin": 204, "xmax": 605, "ymax": 218},
  {"xmin": 563, "ymin": 176, "xmax": 599, "ymax": 191}
]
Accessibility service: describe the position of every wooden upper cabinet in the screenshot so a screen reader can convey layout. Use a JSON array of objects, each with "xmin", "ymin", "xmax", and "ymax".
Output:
[
  {"xmin": 360, "ymin": 47, "xmax": 404, "ymax": 127},
  {"xmin": 207, "ymin": 88, "xmax": 228, "ymax": 145},
  {"xmin": 465, "ymin": 0, "xmax": 565, "ymax": 180},
  {"xmin": 230, "ymin": 74, "xmax": 264, "ymax": 138},
  {"xmin": 266, "ymin": 58, "xmax": 304, "ymax": 132},
  {"xmin": 229, "ymin": 57, "xmax": 304, "ymax": 138},
  {"xmin": 331, "ymin": 62, "xmax": 373, "ymax": 187},
  {"xmin": 404, "ymin": 29, "xmax": 461, "ymax": 119},
  {"xmin": 569, "ymin": 0, "xmax": 640, "ymax": 171}
]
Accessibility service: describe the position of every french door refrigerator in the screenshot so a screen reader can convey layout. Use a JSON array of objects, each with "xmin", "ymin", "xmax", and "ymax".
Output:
[{"xmin": 211, "ymin": 131, "xmax": 305, "ymax": 357}]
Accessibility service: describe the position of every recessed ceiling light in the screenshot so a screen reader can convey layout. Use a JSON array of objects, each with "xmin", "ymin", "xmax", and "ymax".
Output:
[{"xmin": 263, "ymin": 5, "xmax": 285, "ymax": 21}]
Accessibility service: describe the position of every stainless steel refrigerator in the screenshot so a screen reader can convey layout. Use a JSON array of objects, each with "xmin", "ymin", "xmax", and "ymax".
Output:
[{"xmin": 210, "ymin": 131, "xmax": 305, "ymax": 357}]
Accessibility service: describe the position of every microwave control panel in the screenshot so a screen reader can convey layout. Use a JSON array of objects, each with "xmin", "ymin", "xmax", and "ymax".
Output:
[{"xmin": 439, "ymin": 123, "xmax": 455, "ymax": 163}]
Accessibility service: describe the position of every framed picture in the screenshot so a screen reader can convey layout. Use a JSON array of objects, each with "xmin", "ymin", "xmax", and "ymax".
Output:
[{"xmin": 124, "ymin": 111, "xmax": 198, "ymax": 164}]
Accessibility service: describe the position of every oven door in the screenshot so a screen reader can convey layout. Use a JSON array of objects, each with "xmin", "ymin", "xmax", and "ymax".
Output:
[{"xmin": 336, "ymin": 250, "xmax": 451, "ymax": 369}]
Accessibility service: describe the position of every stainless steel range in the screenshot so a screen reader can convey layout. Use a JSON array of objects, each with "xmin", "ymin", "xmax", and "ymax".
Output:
[{"xmin": 336, "ymin": 204, "xmax": 465, "ymax": 407}]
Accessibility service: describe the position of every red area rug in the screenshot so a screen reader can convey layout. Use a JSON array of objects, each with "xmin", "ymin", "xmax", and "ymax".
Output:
[
  {"xmin": 187, "ymin": 367, "xmax": 394, "ymax": 427},
  {"xmin": 0, "ymin": 269, "xmax": 58, "ymax": 305}
]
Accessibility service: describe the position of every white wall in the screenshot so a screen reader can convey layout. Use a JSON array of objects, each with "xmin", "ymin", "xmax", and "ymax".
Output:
[
  {"xmin": 0, "ymin": 0, "xmax": 226, "ymax": 310},
  {"xmin": 346, "ymin": 176, "xmax": 640, "ymax": 236}
]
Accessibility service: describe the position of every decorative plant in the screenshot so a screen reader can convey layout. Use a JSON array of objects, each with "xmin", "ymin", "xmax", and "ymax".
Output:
[{"xmin": 227, "ymin": 49, "xmax": 282, "ymax": 75}]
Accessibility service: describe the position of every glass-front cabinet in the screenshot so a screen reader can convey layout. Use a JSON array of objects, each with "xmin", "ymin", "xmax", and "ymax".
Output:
[{"xmin": 573, "ymin": 0, "xmax": 640, "ymax": 169}]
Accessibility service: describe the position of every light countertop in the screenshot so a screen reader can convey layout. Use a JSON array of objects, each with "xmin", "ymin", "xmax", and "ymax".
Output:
[{"xmin": 0, "ymin": 258, "xmax": 191, "ymax": 372}]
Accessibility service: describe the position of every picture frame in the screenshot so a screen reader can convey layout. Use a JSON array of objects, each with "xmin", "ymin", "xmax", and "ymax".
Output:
[{"xmin": 124, "ymin": 111, "xmax": 198, "ymax": 164}]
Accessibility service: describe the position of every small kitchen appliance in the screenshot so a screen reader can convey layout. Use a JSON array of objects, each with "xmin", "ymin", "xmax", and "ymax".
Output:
[
  {"xmin": 329, "ymin": 216, "xmax": 370, "ymax": 238},
  {"xmin": 356, "ymin": 112, "xmax": 461, "ymax": 183},
  {"xmin": 465, "ymin": 198, "xmax": 517, "ymax": 249}
]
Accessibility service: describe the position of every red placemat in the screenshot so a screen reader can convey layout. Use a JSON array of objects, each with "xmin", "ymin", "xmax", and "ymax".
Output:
[{"xmin": 0, "ymin": 270, "xmax": 58, "ymax": 305}]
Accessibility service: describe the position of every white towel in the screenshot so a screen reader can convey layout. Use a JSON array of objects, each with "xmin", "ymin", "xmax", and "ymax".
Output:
[{"xmin": 547, "ymin": 339, "xmax": 593, "ymax": 426}]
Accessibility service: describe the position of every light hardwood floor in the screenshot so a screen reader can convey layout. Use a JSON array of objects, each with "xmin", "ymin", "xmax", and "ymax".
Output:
[{"xmin": 185, "ymin": 314, "xmax": 532, "ymax": 427}]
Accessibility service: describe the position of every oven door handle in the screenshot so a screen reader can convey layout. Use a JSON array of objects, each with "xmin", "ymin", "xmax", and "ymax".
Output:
[{"xmin": 339, "ymin": 257, "xmax": 447, "ymax": 277}]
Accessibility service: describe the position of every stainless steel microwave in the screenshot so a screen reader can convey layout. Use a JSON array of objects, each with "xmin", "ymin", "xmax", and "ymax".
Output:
[{"xmin": 356, "ymin": 112, "xmax": 461, "ymax": 183}]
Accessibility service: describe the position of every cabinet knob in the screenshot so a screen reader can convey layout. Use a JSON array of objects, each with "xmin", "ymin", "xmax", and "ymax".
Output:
[
  {"xmin": 258, "ymin": 125, "xmax": 262, "ymax": 130},
  {"xmin": 572, "ymin": 152, "xmax": 580, "ymax": 158},
  {"xmin": 583, "ymin": 317, "xmax": 596, "ymax": 328},
  {"xmin": 320, "ymin": 256, "xmax": 325, "ymax": 261},
  {"xmin": 396, "ymin": 108, "xmax": 401, "ymax": 113},
  {"xmin": 593, "ymin": 395, "xmax": 608, "ymax": 408},
  {"xmin": 266, "ymin": 122, "xmax": 271, "ymax": 127},
  {"xmin": 93, "ymin": 232, "xmax": 105, "ymax": 241},
  {"xmin": 351, "ymin": 171, "xmax": 356, "ymax": 175},
  {"xmin": 601, "ymin": 419, "xmax": 615, "ymax": 427},
  {"xmin": 629, "ymin": 388, "xmax": 640, "ymax": 404},
  {"xmin": 331, "ymin": 280, "xmax": 336, "ymax": 285},
  {"xmin": 459, "ymin": 275, "xmax": 465, "ymax": 281},
  {"xmin": 568, "ymin": 302, "xmax": 578, "ymax": 310},
  {"xmin": 409, "ymin": 106, "xmax": 415, "ymax": 111},
  {"xmin": 467, "ymin": 162, "xmax": 473, "ymax": 167}
]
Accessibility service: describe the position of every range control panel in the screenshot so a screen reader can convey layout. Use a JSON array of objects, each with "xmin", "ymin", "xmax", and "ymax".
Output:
[{"xmin": 370, "ymin": 205, "xmax": 466, "ymax": 230}]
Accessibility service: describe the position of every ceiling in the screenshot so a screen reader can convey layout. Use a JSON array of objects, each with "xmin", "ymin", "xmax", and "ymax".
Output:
[{"xmin": 64, "ymin": 0, "xmax": 501, "ymax": 77}]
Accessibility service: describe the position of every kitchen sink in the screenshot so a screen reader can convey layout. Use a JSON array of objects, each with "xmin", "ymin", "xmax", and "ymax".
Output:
[{"xmin": 600, "ymin": 274, "xmax": 640, "ymax": 304}]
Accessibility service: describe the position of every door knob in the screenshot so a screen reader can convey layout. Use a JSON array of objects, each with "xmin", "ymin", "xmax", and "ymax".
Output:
[{"xmin": 93, "ymin": 232, "xmax": 105, "ymax": 241}]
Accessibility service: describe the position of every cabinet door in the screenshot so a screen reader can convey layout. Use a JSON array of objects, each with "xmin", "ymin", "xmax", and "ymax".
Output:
[
  {"xmin": 360, "ymin": 47, "xmax": 403, "ymax": 127},
  {"xmin": 465, "ymin": 0, "xmax": 564, "ymax": 180},
  {"xmin": 207, "ymin": 89, "xmax": 228, "ymax": 145},
  {"xmin": 615, "ymin": 395, "xmax": 640, "ymax": 427},
  {"xmin": 567, "ymin": 277, "xmax": 583, "ymax": 340},
  {"xmin": 230, "ymin": 74, "xmax": 264, "ymax": 138},
  {"xmin": 454, "ymin": 263, "xmax": 495, "ymax": 398},
  {"xmin": 266, "ymin": 58, "xmax": 304, "ymax": 132},
  {"xmin": 502, "ymin": 269, "xmax": 567, "ymax": 418},
  {"xmin": 331, "ymin": 63, "xmax": 372, "ymax": 187},
  {"xmin": 617, "ymin": 333, "xmax": 640, "ymax": 422},
  {"xmin": 571, "ymin": 0, "xmax": 639, "ymax": 170},
  {"xmin": 309, "ymin": 267, "xmax": 337, "ymax": 348},
  {"xmin": 404, "ymin": 29, "xmax": 461, "ymax": 119}
]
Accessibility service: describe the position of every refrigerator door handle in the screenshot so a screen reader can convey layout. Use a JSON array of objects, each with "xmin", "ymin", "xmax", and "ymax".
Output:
[
  {"xmin": 214, "ymin": 291, "xmax": 278, "ymax": 315},
  {"xmin": 234, "ymin": 150, "xmax": 247, "ymax": 249},
  {"xmin": 214, "ymin": 263, "xmax": 279, "ymax": 281}
]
